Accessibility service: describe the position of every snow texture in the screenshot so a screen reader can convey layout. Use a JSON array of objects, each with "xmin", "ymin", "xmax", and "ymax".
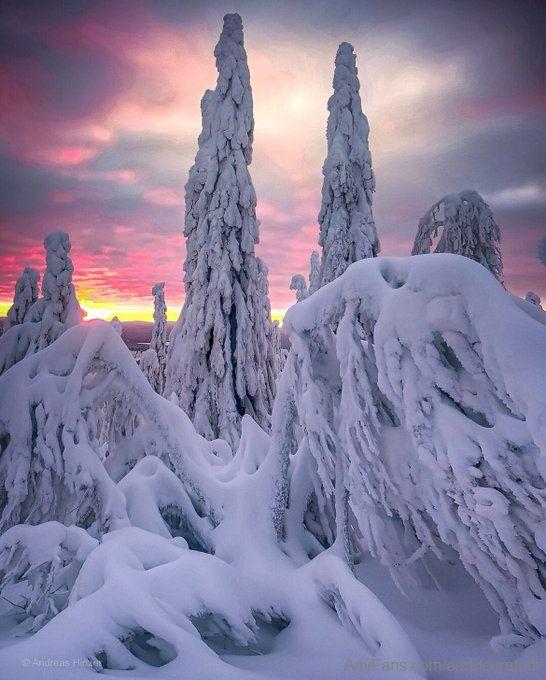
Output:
[
  {"xmin": 274, "ymin": 253, "xmax": 546, "ymax": 644},
  {"xmin": 3, "ymin": 267, "xmax": 40, "ymax": 333},
  {"xmin": 165, "ymin": 14, "xmax": 277, "ymax": 449},
  {"xmin": 412, "ymin": 190, "xmax": 503, "ymax": 280},
  {"xmin": 317, "ymin": 42, "xmax": 379, "ymax": 288}
]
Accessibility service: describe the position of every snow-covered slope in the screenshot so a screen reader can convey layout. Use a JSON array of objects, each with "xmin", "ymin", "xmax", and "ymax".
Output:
[{"xmin": 0, "ymin": 253, "xmax": 544, "ymax": 678}]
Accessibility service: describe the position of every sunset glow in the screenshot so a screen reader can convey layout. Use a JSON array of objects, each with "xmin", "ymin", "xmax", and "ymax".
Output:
[{"xmin": 1, "ymin": 0, "xmax": 544, "ymax": 321}]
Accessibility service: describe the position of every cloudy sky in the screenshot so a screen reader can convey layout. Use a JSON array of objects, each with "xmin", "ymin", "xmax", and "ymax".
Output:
[{"xmin": 1, "ymin": 0, "xmax": 544, "ymax": 320}]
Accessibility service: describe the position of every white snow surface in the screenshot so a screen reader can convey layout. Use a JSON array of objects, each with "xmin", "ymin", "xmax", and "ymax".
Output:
[{"xmin": 0, "ymin": 252, "xmax": 545, "ymax": 678}]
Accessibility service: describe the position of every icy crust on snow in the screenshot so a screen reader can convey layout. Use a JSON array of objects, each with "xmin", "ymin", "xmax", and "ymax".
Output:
[
  {"xmin": 165, "ymin": 13, "xmax": 277, "ymax": 449},
  {"xmin": 278, "ymin": 253, "xmax": 546, "ymax": 643}
]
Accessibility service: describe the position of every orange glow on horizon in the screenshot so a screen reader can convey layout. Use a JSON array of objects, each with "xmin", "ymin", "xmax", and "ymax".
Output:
[{"xmin": 0, "ymin": 300, "xmax": 286, "ymax": 325}]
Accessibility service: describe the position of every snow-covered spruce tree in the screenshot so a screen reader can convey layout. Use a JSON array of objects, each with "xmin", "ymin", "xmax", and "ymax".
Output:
[
  {"xmin": 525, "ymin": 291, "xmax": 542, "ymax": 308},
  {"xmin": 290, "ymin": 274, "xmax": 308, "ymax": 302},
  {"xmin": 317, "ymin": 42, "xmax": 379, "ymax": 288},
  {"xmin": 0, "ymin": 232, "xmax": 83, "ymax": 377},
  {"xmin": 412, "ymin": 190, "xmax": 503, "ymax": 280},
  {"xmin": 2, "ymin": 267, "xmax": 40, "ymax": 333},
  {"xmin": 164, "ymin": 14, "xmax": 277, "ymax": 448},
  {"xmin": 34, "ymin": 231, "xmax": 83, "ymax": 349},
  {"xmin": 308, "ymin": 249, "xmax": 320, "ymax": 294},
  {"xmin": 150, "ymin": 282, "xmax": 168, "ymax": 393},
  {"xmin": 110, "ymin": 316, "xmax": 123, "ymax": 335}
]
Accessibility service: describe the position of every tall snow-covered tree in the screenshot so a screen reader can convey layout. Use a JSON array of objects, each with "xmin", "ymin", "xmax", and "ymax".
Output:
[
  {"xmin": 290, "ymin": 251, "xmax": 321, "ymax": 304},
  {"xmin": 164, "ymin": 14, "xmax": 277, "ymax": 448},
  {"xmin": 412, "ymin": 190, "xmax": 503, "ymax": 280},
  {"xmin": 317, "ymin": 42, "xmax": 379, "ymax": 288},
  {"xmin": 150, "ymin": 282, "xmax": 168, "ymax": 393},
  {"xmin": 34, "ymin": 231, "xmax": 84, "ymax": 349},
  {"xmin": 3, "ymin": 267, "xmax": 40, "ymax": 333},
  {"xmin": 308, "ymin": 250, "xmax": 320, "ymax": 295}
]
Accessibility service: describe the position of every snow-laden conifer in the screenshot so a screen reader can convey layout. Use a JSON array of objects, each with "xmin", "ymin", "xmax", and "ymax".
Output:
[
  {"xmin": 272, "ymin": 254, "xmax": 546, "ymax": 642},
  {"xmin": 290, "ymin": 274, "xmax": 308, "ymax": 302},
  {"xmin": 110, "ymin": 316, "xmax": 123, "ymax": 335},
  {"xmin": 0, "ymin": 232, "xmax": 83, "ymax": 376},
  {"xmin": 34, "ymin": 231, "xmax": 83, "ymax": 348},
  {"xmin": 309, "ymin": 250, "xmax": 320, "ymax": 294},
  {"xmin": 3, "ymin": 267, "xmax": 39, "ymax": 333},
  {"xmin": 412, "ymin": 190, "xmax": 503, "ymax": 280},
  {"xmin": 317, "ymin": 42, "xmax": 379, "ymax": 288},
  {"xmin": 164, "ymin": 14, "xmax": 277, "ymax": 448},
  {"xmin": 150, "ymin": 282, "xmax": 167, "ymax": 393},
  {"xmin": 525, "ymin": 291, "xmax": 542, "ymax": 308}
]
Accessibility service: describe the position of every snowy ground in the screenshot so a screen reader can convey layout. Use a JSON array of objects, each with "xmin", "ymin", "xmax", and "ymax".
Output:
[{"xmin": 0, "ymin": 556, "xmax": 543, "ymax": 679}]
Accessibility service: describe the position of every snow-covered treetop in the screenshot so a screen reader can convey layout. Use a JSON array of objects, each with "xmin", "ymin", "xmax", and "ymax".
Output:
[
  {"xmin": 412, "ymin": 190, "xmax": 503, "ymax": 280},
  {"xmin": 317, "ymin": 41, "xmax": 379, "ymax": 288},
  {"xmin": 0, "ymin": 231, "xmax": 83, "ymax": 376},
  {"xmin": 3, "ymin": 267, "xmax": 39, "ymax": 333},
  {"xmin": 37, "ymin": 231, "xmax": 83, "ymax": 347},
  {"xmin": 290, "ymin": 274, "xmax": 308, "ymax": 302},
  {"xmin": 309, "ymin": 250, "xmax": 320, "ymax": 295},
  {"xmin": 110, "ymin": 316, "xmax": 123, "ymax": 335},
  {"xmin": 525, "ymin": 291, "xmax": 542, "ymax": 308},
  {"xmin": 151, "ymin": 282, "xmax": 167, "ymax": 354}
]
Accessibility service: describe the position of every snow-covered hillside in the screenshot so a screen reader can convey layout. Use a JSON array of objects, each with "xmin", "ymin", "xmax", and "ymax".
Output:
[{"xmin": 0, "ymin": 253, "xmax": 544, "ymax": 679}]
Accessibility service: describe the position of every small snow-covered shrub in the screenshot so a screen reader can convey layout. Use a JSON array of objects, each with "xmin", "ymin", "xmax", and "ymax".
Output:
[
  {"xmin": 412, "ymin": 190, "xmax": 503, "ymax": 280},
  {"xmin": 0, "ymin": 522, "xmax": 97, "ymax": 632}
]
